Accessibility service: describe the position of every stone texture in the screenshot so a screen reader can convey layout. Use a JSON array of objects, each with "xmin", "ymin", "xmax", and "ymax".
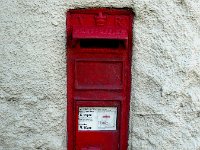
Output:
[
  {"xmin": 1, "ymin": 0, "xmax": 200, "ymax": 149},
  {"xmin": 0, "ymin": 0, "xmax": 66, "ymax": 149}
]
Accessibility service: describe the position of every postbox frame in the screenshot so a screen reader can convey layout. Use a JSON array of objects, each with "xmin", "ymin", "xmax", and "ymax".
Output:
[{"xmin": 67, "ymin": 8, "xmax": 133, "ymax": 150}]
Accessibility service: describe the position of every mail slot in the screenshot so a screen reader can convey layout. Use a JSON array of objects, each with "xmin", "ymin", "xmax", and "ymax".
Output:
[{"xmin": 67, "ymin": 8, "xmax": 133, "ymax": 150}]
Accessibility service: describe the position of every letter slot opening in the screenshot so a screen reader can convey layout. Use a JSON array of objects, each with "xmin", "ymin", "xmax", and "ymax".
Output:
[{"xmin": 79, "ymin": 39, "xmax": 126, "ymax": 49}]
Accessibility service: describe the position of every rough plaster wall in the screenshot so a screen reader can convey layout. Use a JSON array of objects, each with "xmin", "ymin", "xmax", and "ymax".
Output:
[
  {"xmin": 0, "ymin": 0, "xmax": 66, "ymax": 149},
  {"xmin": 0, "ymin": 0, "xmax": 200, "ymax": 150},
  {"xmin": 69, "ymin": 0, "xmax": 200, "ymax": 150}
]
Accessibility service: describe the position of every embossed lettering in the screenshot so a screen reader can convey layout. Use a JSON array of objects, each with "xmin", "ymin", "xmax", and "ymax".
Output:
[
  {"xmin": 77, "ymin": 16, "xmax": 84, "ymax": 25},
  {"xmin": 115, "ymin": 17, "xmax": 125, "ymax": 27}
]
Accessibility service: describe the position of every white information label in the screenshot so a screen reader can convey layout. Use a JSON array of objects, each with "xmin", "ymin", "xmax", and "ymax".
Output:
[{"xmin": 78, "ymin": 107, "xmax": 117, "ymax": 131}]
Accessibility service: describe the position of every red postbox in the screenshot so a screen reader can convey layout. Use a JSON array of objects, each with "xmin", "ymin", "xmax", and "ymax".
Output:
[{"xmin": 67, "ymin": 8, "xmax": 133, "ymax": 150}]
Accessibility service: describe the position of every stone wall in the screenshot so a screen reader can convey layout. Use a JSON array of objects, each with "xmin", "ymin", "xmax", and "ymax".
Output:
[
  {"xmin": 0, "ymin": 0, "xmax": 66, "ymax": 149},
  {"xmin": 1, "ymin": 0, "xmax": 200, "ymax": 149}
]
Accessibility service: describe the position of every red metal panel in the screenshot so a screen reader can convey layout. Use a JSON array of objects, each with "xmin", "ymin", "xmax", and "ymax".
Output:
[
  {"xmin": 67, "ymin": 8, "xmax": 133, "ymax": 150},
  {"xmin": 75, "ymin": 60, "xmax": 123, "ymax": 89}
]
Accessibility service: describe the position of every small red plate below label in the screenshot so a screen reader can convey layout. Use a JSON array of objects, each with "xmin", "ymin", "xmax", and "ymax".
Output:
[{"xmin": 81, "ymin": 146, "xmax": 101, "ymax": 150}]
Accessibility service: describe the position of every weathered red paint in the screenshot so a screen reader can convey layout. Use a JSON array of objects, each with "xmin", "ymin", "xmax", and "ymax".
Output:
[{"xmin": 67, "ymin": 8, "xmax": 133, "ymax": 150}]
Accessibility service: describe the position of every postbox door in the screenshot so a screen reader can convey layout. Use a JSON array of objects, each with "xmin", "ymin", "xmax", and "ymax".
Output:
[{"xmin": 71, "ymin": 53, "xmax": 126, "ymax": 150}]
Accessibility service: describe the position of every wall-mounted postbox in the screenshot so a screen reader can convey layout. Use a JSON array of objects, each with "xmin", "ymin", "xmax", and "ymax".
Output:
[{"xmin": 67, "ymin": 8, "xmax": 133, "ymax": 150}]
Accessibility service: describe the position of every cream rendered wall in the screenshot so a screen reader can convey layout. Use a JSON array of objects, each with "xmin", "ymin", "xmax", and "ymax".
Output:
[
  {"xmin": 0, "ymin": 0, "xmax": 66, "ymax": 149},
  {"xmin": 1, "ymin": 0, "xmax": 200, "ymax": 149}
]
